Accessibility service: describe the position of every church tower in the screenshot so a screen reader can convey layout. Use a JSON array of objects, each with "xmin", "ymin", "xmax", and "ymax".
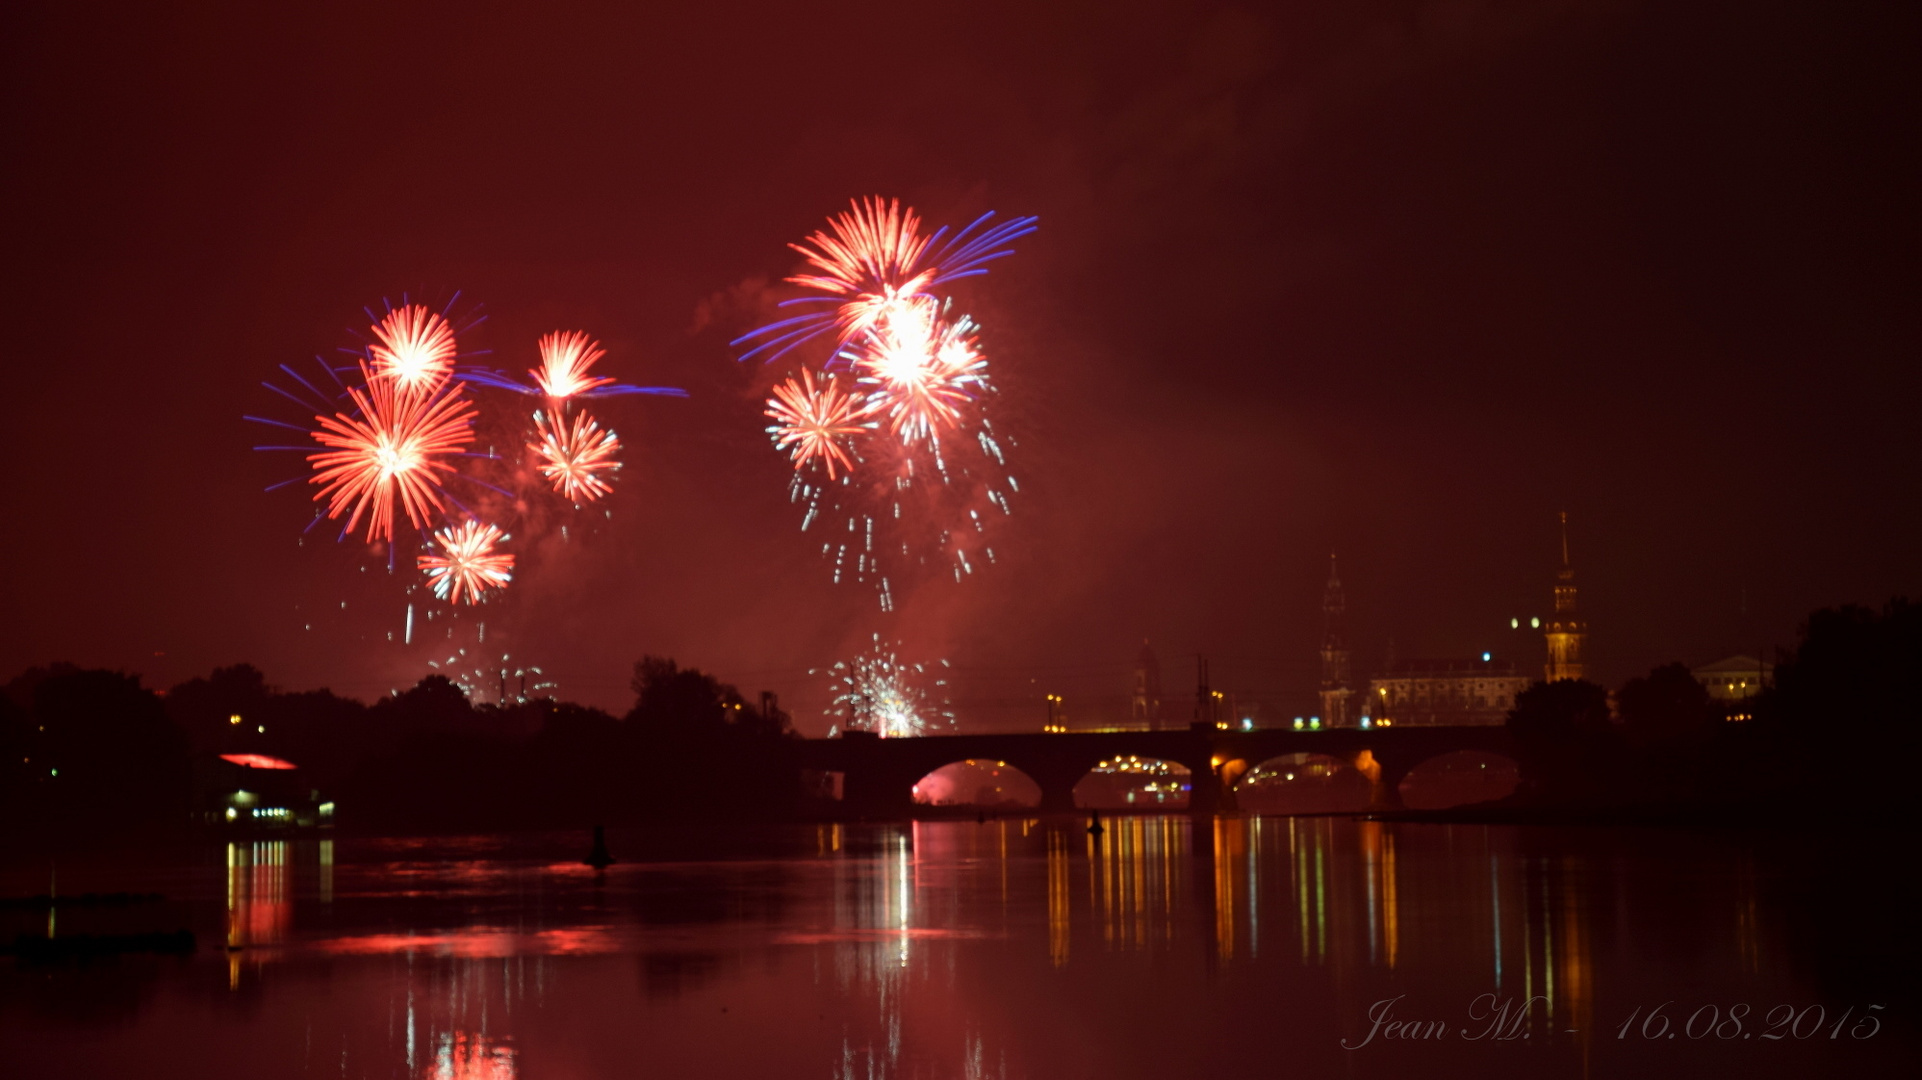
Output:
[
  {"xmin": 1131, "ymin": 641, "xmax": 1163, "ymax": 729},
  {"xmin": 1319, "ymin": 553, "xmax": 1354, "ymax": 726},
  {"xmin": 1544, "ymin": 512, "xmax": 1587, "ymax": 682}
]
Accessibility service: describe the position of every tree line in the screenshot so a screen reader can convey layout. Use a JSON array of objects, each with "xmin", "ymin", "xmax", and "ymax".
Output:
[
  {"xmin": 0, "ymin": 656, "xmax": 798, "ymax": 840},
  {"xmin": 1505, "ymin": 597, "xmax": 1921, "ymax": 814}
]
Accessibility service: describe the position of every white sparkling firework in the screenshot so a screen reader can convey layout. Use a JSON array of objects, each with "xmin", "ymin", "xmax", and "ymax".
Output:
[{"xmin": 823, "ymin": 635, "xmax": 952, "ymax": 738}]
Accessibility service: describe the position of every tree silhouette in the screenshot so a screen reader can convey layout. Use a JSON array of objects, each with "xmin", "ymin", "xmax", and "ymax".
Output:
[
  {"xmin": 1617, "ymin": 662, "xmax": 1718, "ymax": 749},
  {"xmin": 1506, "ymin": 678, "xmax": 1615, "ymax": 799}
]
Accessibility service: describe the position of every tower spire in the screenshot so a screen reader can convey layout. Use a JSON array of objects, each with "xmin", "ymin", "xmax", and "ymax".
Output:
[
  {"xmin": 1319, "ymin": 552, "xmax": 1353, "ymax": 726},
  {"xmin": 1544, "ymin": 513, "xmax": 1587, "ymax": 682},
  {"xmin": 1131, "ymin": 640, "xmax": 1162, "ymax": 729}
]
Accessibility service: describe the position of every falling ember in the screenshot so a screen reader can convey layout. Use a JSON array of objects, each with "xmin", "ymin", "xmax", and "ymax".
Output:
[
  {"xmin": 417, "ymin": 520, "xmax": 515, "ymax": 605},
  {"xmin": 766, "ymin": 369, "xmax": 872, "ymax": 479},
  {"xmin": 531, "ymin": 330, "xmax": 615, "ymax": 399},
  {"xmin": 308, "ymin": 366, "xmax": 476, "ymax": 543},
  {"xmin": 367, "ymin": 305, "xmax": 458, "ymax": 392},
  {"xmin": 530, "ymin": 408, "xmax": 621, "ymax": 502},
  {"xmin": 849, "ymin": 301, "xmax": 986, "ymax": 446}
]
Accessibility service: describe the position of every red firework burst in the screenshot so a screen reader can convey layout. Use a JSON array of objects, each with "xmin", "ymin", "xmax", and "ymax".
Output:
[
  {"xmin": 531, "ymin": 331, "xmax": 615, "ymax": 398},
  {"xmin": 530, "ymin": 408, "xmax": 621, "ymax": 502},
  {"xmin": 367, "ymin": 305, "xmax": 458, "ymax": 392},
  {"xmin": 417, "ymin": 520, "xmax": 515, "ymax": 604},
  {"xmin": 307, "ymin": 367, "xmax": 477, "ymax": 543},
  {"xmin": 766, "ymin": 369, "xmax": 873, "ymax": 479},
  {"xmin": 788, "ymin": 197, "xmax": 939, "ymax": 342}
]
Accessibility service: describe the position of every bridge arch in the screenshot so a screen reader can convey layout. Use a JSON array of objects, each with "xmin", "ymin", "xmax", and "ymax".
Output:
[
  {"xmin": 1234, "ymin": 752, "xmax": 1372, "ymax": 815},
  {"xmin": 1072, "ymin": 756, "xmax": 1192, "ymax": 810},
  {"xmin": 910, "ymin": 759, "xmax": 1042, "ymax": 809},
  {"xmin": 1396, "ymin": 750, "xmax": 1520, "ymax": 809}
]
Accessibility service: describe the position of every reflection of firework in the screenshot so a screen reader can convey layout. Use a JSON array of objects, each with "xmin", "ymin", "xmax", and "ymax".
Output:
[
  {"xmin": 417, "ymin": 520, "xmax": 515, "ymax": 604},
  {"xmin": 367, "ymin": 305, "xmax": 459, "ymax": 392},
  {"xmin": 733, "ymin": 196, "xmax": 1037, "ymax": 364},
  {"xmin": 530, "ymin": 409, "xmax": 621, "ymax": 503},
  {"xmin": 824, "ymin": 636, "xmax": 952, "ymax": 738},
  {"xmin": 765, "ymin": 369, "xmax": 872, "ymax": 479},
  {"xmin": 307, "ymin": 365, "xmax": 477, "ymax": 543}
]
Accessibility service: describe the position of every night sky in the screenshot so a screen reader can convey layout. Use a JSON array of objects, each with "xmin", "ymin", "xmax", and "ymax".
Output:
[{"xmin": 3, "ymin": 1, "xmax": 1915, "ymax": 732}]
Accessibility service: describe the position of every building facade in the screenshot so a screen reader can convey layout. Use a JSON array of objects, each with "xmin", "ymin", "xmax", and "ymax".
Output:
[
  {"xmin": 1692, "ymin": 655, "xmax": 1772, "ymax": 702},
  {"xmin": 1367, "ymin": 658, "xmax": 1531, "ymax": 727}
]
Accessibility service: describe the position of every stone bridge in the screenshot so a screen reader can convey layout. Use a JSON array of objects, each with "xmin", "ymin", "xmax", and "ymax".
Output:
[{"xmin": 795, "ymin": 723, "xmax": 1517, "ymax": 816}]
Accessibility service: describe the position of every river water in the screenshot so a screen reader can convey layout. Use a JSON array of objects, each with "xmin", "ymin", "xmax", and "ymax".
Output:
[{"xmin": 2, "ymin": 818, "xmax": 1911, "ymax": 1078}]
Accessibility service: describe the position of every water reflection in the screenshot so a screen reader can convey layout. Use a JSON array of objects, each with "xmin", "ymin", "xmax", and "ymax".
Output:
[
  {"xmin": 427, "ymin": 1031, "xmax": 517, "ymax": 1080},
  {"xmin": 4, "ymin": 821, "xmax": 1909, "ymax": 1079},
  {"xmin": 1089, "ymin": 816, "xmax": 1185, "ymax": 950}
]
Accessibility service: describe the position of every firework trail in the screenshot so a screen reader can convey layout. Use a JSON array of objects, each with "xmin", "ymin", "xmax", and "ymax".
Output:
[
  {"xmin": 417, "ymin": 520, "xmax": 516, "ymax": 604},
  {"xmin": 765, "ymin": 369, "xmax": 873, "ymax": 479},
  {"xmin": 530, "ymin": 408, "xmax": 621, "ymax": 503},
  {"xmin": 732, "ymin": 196, "xmax": 1037, "ymax": 364},
  {"xmin": 307, "ymin": 365, "xmax": 478, "ymax": 543},
  {"xmin": 366, "ymin": 305, "xmax": 459, "ymax": 392},
  {"xmin": 824, "ymin": 635, "xmax": 952, "ymax": 738}
]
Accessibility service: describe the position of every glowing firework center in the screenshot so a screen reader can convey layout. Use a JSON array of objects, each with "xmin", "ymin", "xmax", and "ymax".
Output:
[{"xmin": 827, "ymin": 638, "xmax": 952, "ymax": 738}]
